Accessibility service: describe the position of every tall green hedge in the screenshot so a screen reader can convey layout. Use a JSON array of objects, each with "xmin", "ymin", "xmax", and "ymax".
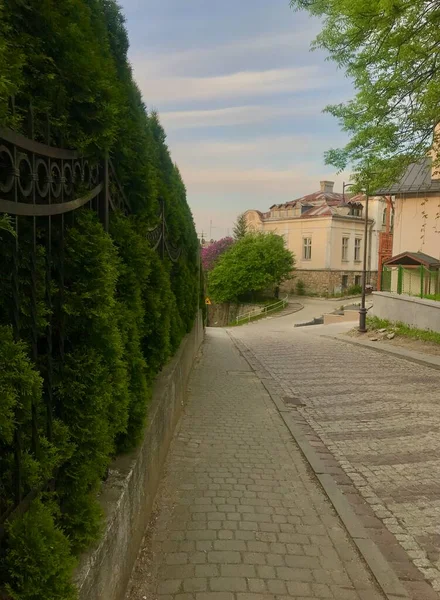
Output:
[{"xmin": 0, "ymin": 1, "xmax": 201, "ymax": 597}]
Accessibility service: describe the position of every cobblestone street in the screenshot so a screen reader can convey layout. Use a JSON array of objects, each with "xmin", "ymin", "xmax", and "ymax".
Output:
[
  {"xmin": 230, "ymin": 310, "xmax": 440, "ymax": 599},
  {"xmin": 126, "ymin": 328, "xmax": 387, "ymax": 600}
]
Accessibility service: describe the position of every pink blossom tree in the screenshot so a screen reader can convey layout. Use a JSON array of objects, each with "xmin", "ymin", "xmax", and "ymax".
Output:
[{"xmin": 201, "ymin": 237, "xmax": 234, "ymax": 272}]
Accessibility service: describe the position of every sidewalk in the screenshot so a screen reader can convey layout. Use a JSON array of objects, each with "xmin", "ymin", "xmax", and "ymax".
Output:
[{"xmin": 126, "ymin": 329, "xmax": 386, "ymax": 600}]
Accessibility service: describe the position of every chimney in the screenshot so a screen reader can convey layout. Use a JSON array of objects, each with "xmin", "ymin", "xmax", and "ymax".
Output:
[{"xmin": 320, "ymin": 180, "xmax": 334, "ymax": 193}]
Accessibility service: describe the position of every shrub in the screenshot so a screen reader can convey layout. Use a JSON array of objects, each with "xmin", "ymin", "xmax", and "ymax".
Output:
[
  {"xmin": 347, "ymin": 284, "xmax": 362, "ymax": 295},
  {"xmin": 296, "ymin": 280, "xmax": 306, "ymax": 296},
  {"xmin": 208, "ymin": 233, "xmax": 295, "ymax": 303},
  {"xmin": 54, "ymin": 210, "xmax": 129, "ymax": 551},
  {"xmin": 3, "ymin": 498, "xmax": 77, "ymax": 600},
  {"xmin": 110, "ymin": 214, "xmax": 152, "ymax": 451},
  {"xmin": 201, "ymin": 237, "xmax": 234, "ymax": 272},
  {"xmin": 0, "ymin": 0, "xmax": 201, "ymax": 594}
]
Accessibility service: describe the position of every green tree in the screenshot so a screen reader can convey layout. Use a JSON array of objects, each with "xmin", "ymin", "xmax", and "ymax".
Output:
[
  {"xmin": 290, "ymin": 0, "xmax": 440, "ymax": 189},
  {"xmin": 233, "ymin": 213, "xmax": 248, "ymax": 240},
  {"xmin": 208, "ymin": 233, "xmax": 294, "ymax": 303}
]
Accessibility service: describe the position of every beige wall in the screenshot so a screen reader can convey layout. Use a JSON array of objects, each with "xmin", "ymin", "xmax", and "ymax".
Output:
[
  {"xmin": 245, "ymin": 210, "xmax": 377, "ymax": 273},
  {"xmin": 393, "ymin": 195, "xmax": 440, "ymax": 260},
  {"xmin": 247, "ymin": 215, "xmax": 333, "ymax": 270},
  {"xmin": 328, "ymin": 219, "xmax": 366, "ymax": 271}
]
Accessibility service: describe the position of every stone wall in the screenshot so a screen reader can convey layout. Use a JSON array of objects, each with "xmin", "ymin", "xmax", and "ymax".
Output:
[
  {"xmin": 75, "ymin": 312, "xmax": 204, "ymax": 600},
  {"xmin": 281, "ymin": 269, "xmax": 378, "ymax": 296},
  {"xmin": 207, "ymin": 302, "xmax": 265, "ymax": 327},
  {"xmin": 371, "ymin": 292, "xmax": 440, "ymax": 333}
]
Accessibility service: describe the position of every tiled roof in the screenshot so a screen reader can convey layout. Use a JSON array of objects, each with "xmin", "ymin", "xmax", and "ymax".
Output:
[{"xmin": 277, "ymin": 192, "xmax": 365, "ymax": 210}]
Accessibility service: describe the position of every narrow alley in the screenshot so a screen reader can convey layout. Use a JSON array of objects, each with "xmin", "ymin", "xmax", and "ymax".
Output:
[{"xmin": 126, "ymin": 326, "xmax": 395, "ymax": 600}]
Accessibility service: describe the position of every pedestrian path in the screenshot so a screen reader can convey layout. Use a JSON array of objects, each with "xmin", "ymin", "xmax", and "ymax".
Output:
[{"xmin": 126, "ymin": 329, "xmax": 385, "ymax": 600}]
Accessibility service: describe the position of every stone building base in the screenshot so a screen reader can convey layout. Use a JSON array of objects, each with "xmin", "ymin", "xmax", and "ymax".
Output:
[{"xmin": 281, "ymin": 269, "xmax": 378, "ymax": 296}]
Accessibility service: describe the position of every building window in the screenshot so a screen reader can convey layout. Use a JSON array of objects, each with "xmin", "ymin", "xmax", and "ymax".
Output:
[
  {"xmin": 349, "ymin": 205, "xmax": 363, "ymax": 217},
  {"xmin": 303, "ymin": 237, "xmax": 312, "ymax": 260},
  {"xmin": 354, "ymin": 238, "xmax": 362, "ymax": 262},
  {"xmin": 391, "ymin": 209, "xmax": 395, "ymax": 231},
  {"xmin": 382, "ymin": 208, "xmax": 387, "ymax": 226},
  {"xmin": 342, "ymin": 275, "xmax": 348, "ymax": 289},
  {"xmin": 355, "ymin": 275, "xmax": 361, "ymax": 287},
  {"xmin": 342, "ymin": 237, "xmax": 349, "ymax": 261}
]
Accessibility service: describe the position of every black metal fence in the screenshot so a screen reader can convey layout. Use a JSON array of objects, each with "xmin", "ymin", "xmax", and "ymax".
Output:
[{"xmin": 0, "ymin": 102, "xmax": 181, "ymax": 539}]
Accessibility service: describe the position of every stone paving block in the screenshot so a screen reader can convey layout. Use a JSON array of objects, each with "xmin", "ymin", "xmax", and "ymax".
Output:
[
  {"xmin": 286, "ymin": 581, "xmax": 312, "ymax": 596},
  {"xmin": 243, "ymin": 552, "xmax": 267, "ymax": 565},
  {"xmin": 167, "ymin": 553, "xmax": 189, "ymax": 565},
  {"xmin": 213, "ymin": 540, "xmax": 246, "ymax": 552},
  {"xmin": 196, "ymin": 593, "xmax": 234, "ymax": 600},
  {"xmin": 157, "ymin": 580, "xmax": 182, "ymax": 595},
  {"xmin": 125, "ymin": 330, "xmax": 389, "ymax": 600},
  {"xmin": 220, "ymin": 565, "xmax": 256, "ymax": 578},
  {"xmin": 175, "ymin": 594, "xmax": 195, "ymax": 600},
  {"xmin": 276, "ymin": 566, "xmax": 314, "ymax": 582},
  {"xmin": 266, "ymin": 553, "xmax": 285, "ymax": 566},
  {"xmin": 231, "ymin": 322, "xmax": 440, "ymax": 599},
  {"xmin": 195, "ymin": 566, "xmax": 219, "ymax": 578},
  {"xmin": 248, "ymin": 579, "xmax": 267, "ymax": 593},
  {"xmin": 207, "ymin": 551, "xmax": 241, "ymax": 564},
  {"xmin": 183, "ymin": 579, "xmax": 208, "ymax": 593},
  {"xmin": 210, "ymin": 577, "xmax": 247, "ymax": 592},
  {"xmin": 285, "ymin": 554, "xmax": 321, "ymax": 569}
]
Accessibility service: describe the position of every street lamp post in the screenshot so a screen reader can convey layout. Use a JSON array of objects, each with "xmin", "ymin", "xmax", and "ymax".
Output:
[
  {"xmin": 340, "ymin": 182, "xmax": 369, "ymax": 333},
  {"xmin": 359, "ymin": 189, "xmax": 369, "ymax": 333},
  {"xmin": 342, "ymin": 181, "xmax": 352, "ymax": 204}
]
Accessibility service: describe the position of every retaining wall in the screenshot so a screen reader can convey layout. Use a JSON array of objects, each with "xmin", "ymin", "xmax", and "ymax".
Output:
[
  {"xmin": 207, "ymin": 302, "xmax": 264, "ymax": 326},
  {"xmin": 371, "ymin": 292, "xmax": 440, "ymax": 333},
  {"xmin": 75, "ymin": 312, "xmax": 204, "ymax": 600}
]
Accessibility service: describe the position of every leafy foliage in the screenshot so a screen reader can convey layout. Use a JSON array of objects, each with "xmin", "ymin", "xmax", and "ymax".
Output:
[
  {"xmin": 208, "ymin": 233, "xmax": 295, "ymax": 303},
  {"xmin": 290, "ymin": 0, "xmax": 440, "ymax": 189},
  {"xmin": 233, "ymin": 213, "xmax": 248, "ymax": 240},
  {"xmin": 201, "ymin": 237, "xmax": 234, "ymax": 272}
]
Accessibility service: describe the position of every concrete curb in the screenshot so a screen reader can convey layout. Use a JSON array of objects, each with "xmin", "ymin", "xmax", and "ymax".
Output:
[
  {"xmin": 229, "ymin": 332, "xmax": 409, "ymax": 600},
  {"xmin": 277, "ymin": 412, "xmax": 409, "ymax": 599},
  {"xmin": 326, "ymin": 334, "xmax": 440, "ymax": 371}
]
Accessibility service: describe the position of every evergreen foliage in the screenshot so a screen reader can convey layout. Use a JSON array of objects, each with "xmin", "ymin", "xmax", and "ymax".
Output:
[
  {"xmin": 0, "ymin": 0, "xmax": 201, "ymax": 597},
  {"xmin": 233, "ymin": 213, "xmax": 248, "ymax": 240}
]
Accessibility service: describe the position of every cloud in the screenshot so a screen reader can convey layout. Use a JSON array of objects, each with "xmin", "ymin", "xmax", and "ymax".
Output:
[
  {"xmin": 159, "ymin": 103, "xmax": 328, "ymax": 130},
  {"xmin": 169, "ymin": 135, "xmax": 337, "ymax": 172},
  {"xmin": 135, "ymin": 66, "xmax": 331, "ymax": 107},
  {"xmin": 182, "ymin": 164, "xmax": 348, "ymax": 194},
  {"xmin": 130, "ymin": 29, "xmax": 320, "ymax": 76}
]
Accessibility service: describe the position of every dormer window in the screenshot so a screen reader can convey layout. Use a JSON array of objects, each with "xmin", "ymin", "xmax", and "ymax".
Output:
[{"xmin": 349, "ymin": 205, "xmax": 363, "ymax": 217}]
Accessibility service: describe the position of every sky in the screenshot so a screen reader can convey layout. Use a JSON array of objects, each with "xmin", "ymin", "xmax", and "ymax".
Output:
[{"xmin": 119, "ymin": 0, "xmax": 354, "ymax": 239}]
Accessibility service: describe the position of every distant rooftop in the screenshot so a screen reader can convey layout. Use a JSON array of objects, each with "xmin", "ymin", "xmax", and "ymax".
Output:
[
  {"xmin": 270, "ymin": 180, "xmax": 364, "ymax": 211},
  {"xmin": 376, "ymin": 157, "xmax": 440, "ymax": 195}
]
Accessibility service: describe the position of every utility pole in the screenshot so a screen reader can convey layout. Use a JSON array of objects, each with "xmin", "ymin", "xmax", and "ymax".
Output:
[{"xmin": 209, "ymin": 220, "xmax": 218, "ymax": 240}]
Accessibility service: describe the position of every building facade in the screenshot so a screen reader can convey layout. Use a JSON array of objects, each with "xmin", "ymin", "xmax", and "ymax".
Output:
[
  {"xmin": 377, "ymin": 158, "xmax": 440, "ymax": 261},
  {"xmin": 376, "ymin": 157, "xmax": 440, "ymax": 295},
  {"xmin": 245, "ymin": 180, "xmax": 388, "ymax": 295}
]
